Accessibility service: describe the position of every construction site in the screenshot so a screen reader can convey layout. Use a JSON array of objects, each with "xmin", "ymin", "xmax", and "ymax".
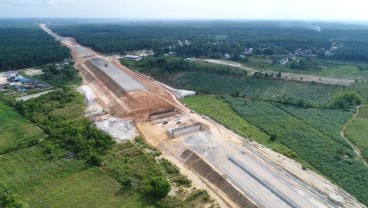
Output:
[{"xmin": 41, "ymin": 24, "xmax": 366, "ymax": 208}]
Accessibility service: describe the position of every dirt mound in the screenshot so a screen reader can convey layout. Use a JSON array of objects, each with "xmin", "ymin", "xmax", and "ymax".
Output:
[{"xmin": 79, "ymin": 60, "xmax": 176, "ymax": 121}]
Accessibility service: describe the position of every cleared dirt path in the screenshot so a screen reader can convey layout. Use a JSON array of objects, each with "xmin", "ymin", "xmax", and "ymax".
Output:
[
  {"xmin": 199, "ymin": 59, "xmax": 355, "ymax": 86},
  {"xmin": 341, "ymin": 105, "xmax": 368, "ymax": 166},
  {"xmin": 15, "ymin": 90, "xmax": 55, "ymax": 101}
]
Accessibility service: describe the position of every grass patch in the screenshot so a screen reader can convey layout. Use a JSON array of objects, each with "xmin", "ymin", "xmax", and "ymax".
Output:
[
  {"xmin": 183, "ymin": 95, "xmax": 269, "ymax": 142},
  {"xmin": 345, "ymin": 106, "xmax": 368, "ymax": 161},
  {"xmin": 178, "ymin": 71, "xmax": 338, "ymax": 105},
  {"xmin": 276, "ymin": 104, "xmax": 353, "ymax": 147},
  {"xmin": 245, "ymin": 57, "xmax": 368, "ymax": 80},
  {"xmin": 0, "ymin": 146, "xmax": 153, "ymax": 208},
  {"xmin": 102, "ymin": 141, "xmax": 170, "ymax": 199},
  {"xmin": 22, "ymin": 168, "xmax": 150, "ymax": 208},
  {"xmin": 0, "ymin": 101, "xmax": 46, "ymax": 155},
  {"xmin": 0, "ymin": 147, "xmax": 85, "ymax": 193}
]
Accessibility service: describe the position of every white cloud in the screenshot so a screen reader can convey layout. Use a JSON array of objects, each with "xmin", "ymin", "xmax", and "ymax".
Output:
[{"xmin": 5, "ymin": 0, "xmax": 76, "ymax": 7}]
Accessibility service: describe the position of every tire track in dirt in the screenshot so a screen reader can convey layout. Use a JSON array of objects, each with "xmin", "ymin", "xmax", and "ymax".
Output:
[{"xmin": 341, "ymin": 105, "xmax": 368, "ymax": 166}]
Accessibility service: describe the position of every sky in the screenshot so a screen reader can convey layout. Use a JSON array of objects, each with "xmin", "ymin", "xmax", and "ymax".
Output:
[{"xmin": 1, "ymin": 0, "xmax": 368, "ymax": 21}]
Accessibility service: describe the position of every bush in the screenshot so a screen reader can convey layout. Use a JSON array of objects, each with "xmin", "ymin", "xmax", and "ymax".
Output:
[
  {"xmin": 329, "ymin": 92, "xmax": 362, "ymax": 110},
  {"xmin": 11, "ymin": 89, "xmax": 114, "ymax": 166},
  {"xmin": 35, "ymin": 65, "xmax": 81, "ymax": 86},
  {"xmin": 148, "ymin": 177, "xmax": 171, "ymax": 198},
  {"xmin": 172, "ymin": 175, "xmax": 191, "ymax": 187},
  {"xmin": 0, "ymin": 191, "xmax": 23, "ymax": 208}
]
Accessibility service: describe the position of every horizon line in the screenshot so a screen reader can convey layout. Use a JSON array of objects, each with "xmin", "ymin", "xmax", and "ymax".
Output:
[{"xmin": 1, "ymin": 17, "xmax": 368, "ymax": 23}]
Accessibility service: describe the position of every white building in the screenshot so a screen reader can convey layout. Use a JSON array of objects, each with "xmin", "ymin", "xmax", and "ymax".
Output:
[{"xmin": 123, "ymin": 55, "xmax": 143, "ymax": 61}]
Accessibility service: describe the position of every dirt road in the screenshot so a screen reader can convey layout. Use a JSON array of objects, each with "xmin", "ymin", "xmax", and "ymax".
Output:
[
  {"xmin": 200, "ymin": 59, "xmax": 355, "ymax": 86},
  {"xmin": 341, "ymin": 105, "xmax": 368, "ymax": 166},
  {"xmin": 15, "ymin": 90, "xmax": 55, "ymax": 101}
]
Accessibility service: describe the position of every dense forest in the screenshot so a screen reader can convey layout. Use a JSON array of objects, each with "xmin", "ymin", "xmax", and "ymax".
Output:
[
  {"xmin": 0, "ymin": 27, "xmax": 70, "ymax": 71},
  {"xmin": 50, "ymin": 22, "xmax": 368, "ymax": 62}
]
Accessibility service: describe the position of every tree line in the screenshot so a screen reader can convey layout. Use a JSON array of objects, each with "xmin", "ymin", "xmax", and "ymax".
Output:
[
  {"xmin": 0, "ymin": 27, "xmax": 70, "ymax": 71},
  {"xmin": 123, "ymin": 56, "xmax": 247, "ymax": 78},
  {"xmin": 51, "ymin": 23, "xmax": 368, "ymax": 63}
]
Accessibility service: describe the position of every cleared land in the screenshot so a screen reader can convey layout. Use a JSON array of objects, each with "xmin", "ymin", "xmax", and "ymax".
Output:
[{"xmin": 345, "ymin": 105, "xmax": 368, "ymax": 162}]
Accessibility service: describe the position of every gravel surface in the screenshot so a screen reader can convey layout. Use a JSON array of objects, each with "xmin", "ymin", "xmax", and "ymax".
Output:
[{"xmin": 95, "ymin": 117, "xmax": 138, "ymax": 142}]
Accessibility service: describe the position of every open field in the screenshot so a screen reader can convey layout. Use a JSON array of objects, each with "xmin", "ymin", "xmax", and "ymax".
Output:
[
  {"xmin": 178, "ymin": 71, "xmax": 339, "ymax": 105},
  {"xmin": 345, "ymin": 105, "xmax": 368, "ymax": 161},
  {"xmin": 22, "ymin": 168, "xmax": 149, "ymax": 208},
  {"xmin": 0, "ymin": 101, "xmax": 46, "ymax": 155},
  {"xmin": 224, "ymin": 96, "xmax": 368, "ymax": 204},
  {"xmin": 0, "ymin": 146, "xmax": 84, "ymax": 205},
  {"xmin": 276, "ymin": 104, "xmax": 353, "ymax": 147},
  {"xmin": 0, "ymin": 145, "xmax": 164, "ymax": 208},
  {"xmin": 349, "ymin": 82, "xmax": 368, "ymax": 104}
]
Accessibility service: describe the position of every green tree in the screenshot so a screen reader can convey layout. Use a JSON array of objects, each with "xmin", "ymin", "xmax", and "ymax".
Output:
[{"xmin": 149, "ymin": 177, "xmax": 171, "ymax": 198}]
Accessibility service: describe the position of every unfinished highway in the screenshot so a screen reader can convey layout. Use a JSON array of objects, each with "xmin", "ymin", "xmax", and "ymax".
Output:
[{"xmin": 41, "ymin": 24, "xmax": 365, "ymax": 208}]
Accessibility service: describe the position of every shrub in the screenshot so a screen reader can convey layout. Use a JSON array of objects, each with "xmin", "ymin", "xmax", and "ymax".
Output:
[
  {"xmin": 329, "ymin": 92, "xmax": 362, "ymax": 110},
  {"xmin": 0, "ymin": 191, "xmax": 23, "ymax": 208},
  {"xmin": 148, "ymin": 177, "xmax": 171, "ymax": 198}
]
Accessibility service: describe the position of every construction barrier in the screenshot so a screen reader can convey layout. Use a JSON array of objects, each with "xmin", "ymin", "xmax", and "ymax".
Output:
[
  {"xmin": 169, "ymin": 123, "xmax": 202, "ymax": 138},
  {"xmin": 149, "ymin": 109, "xmax": 176, "ymax": 121}
]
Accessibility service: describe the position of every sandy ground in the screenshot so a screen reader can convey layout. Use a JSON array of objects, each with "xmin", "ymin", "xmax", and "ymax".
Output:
[
  {"xmin": 157, "ymin": 81, "xmax": 196, "ymax": 99},
  {"xmin": 78, "ymin": 85, "xmax": 138, "ymax": 142},
  {"xmin": 0, "ymin": 73, "xmax": 8, "ymax": 85},
  {"xmin": 15, "ymin": 90, "xmax": 55, "ymax": 101},
  {"xmin": 95, "ymin": 117, "xmax": 138, "ymax": 142},
  {"xmin": 200, "ymin": 59, "xmax": 355, "ymax": 86},
  {"xmin": 41, "ymin": 24, "xmax": 365, "ymax": 208},
  {"xmin": 23, "ymin": 68, "xmax": 44, "ymax": 76},
  {"xmin": 77, "ymin": 85, "xmax": 104, "ymax": 116}
]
